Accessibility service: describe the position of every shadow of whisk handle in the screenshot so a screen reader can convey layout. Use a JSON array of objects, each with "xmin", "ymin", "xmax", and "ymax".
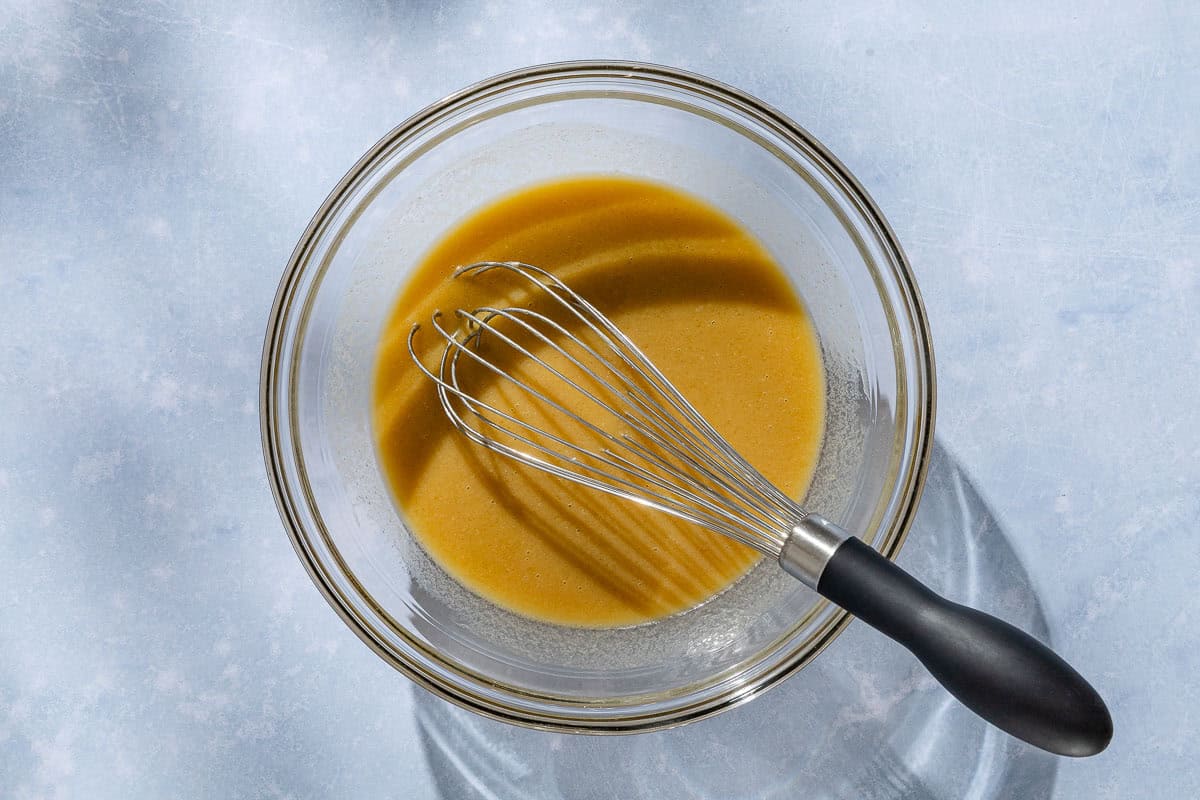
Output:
[{"xmin": 793, "ymin": 527, "xmax": 1113, "ymax": 757}]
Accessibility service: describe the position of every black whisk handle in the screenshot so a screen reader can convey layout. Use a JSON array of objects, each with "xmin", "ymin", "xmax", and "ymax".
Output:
[{"xmin": 813, "ymin": 535, "xmax": 1112, "ymax": 757}]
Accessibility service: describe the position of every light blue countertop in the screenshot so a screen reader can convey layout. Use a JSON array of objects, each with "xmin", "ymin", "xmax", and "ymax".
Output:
[{"xmin": 2, "ymin": 2, "xmax": 1196, "ymax": 798}]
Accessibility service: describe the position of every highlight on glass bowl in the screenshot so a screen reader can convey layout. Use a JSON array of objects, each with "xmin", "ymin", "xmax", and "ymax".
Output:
[{"xmin": 260, "ymin": 61, "xmax": 1109, "ymax": 755}]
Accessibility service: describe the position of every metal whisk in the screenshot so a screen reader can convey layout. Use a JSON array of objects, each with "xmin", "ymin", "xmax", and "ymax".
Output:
[{"xmin": 409, "ymin": 261, "xmax": 1112, "ymax": 758}]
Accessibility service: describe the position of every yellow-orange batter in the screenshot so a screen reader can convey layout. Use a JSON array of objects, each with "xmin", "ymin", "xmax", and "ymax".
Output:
[{"xmin": 373, "ymin": 176, "xmax": 825, "ymax": 627}]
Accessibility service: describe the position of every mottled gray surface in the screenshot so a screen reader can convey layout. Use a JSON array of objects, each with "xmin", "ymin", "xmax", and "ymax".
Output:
[{"xmin": 1, "ymin": 2, "xmax": 1197, "ymax": 798}]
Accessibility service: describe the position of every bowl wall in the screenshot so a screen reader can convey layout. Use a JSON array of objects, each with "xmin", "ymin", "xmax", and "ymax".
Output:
[{"xmin": 261, "ymin": 62, "xmax": 934, "ymax": 730}]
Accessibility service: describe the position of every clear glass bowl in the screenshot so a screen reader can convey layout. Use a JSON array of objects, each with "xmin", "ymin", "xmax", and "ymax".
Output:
[{"xmin": 260, "ymin": 61, "xmax": 935, "ymax": 731}]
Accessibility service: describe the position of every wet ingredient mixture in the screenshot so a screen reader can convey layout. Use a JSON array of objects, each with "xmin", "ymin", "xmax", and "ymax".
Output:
[{"xmin": 374, "ymin": 176, "xmax": 825, "ymax": 627}]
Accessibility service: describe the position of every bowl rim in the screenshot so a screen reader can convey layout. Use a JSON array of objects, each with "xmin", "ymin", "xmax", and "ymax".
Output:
[{"xmin": 260, "ymin": 59, "xmax": 936, "ymax": 733}]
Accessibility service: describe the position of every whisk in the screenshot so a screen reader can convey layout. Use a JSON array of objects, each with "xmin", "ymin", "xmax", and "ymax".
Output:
[{"xmin": 408, "ymin": 261, "xmax": 1112, "ymax": 757}]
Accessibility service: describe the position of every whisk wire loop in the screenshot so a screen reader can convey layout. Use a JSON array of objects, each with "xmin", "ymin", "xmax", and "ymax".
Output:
[{"xmin": 407, "ymin": 261, "xmax": 809, "ymax": 555}]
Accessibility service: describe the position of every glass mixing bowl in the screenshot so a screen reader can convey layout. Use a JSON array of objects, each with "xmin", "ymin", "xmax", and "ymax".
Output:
[{"xmin": 260, "ymin": 61, "xmax": 934, "ymax": 731}]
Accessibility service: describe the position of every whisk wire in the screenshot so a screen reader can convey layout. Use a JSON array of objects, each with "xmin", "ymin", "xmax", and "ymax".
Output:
[
  {"xmin": 436, "ymin": 321, "xmax": 786, "ymax": 550},
  {"xmin": 457, "ymin": 304, "xmax": 796, "ymax": 538},
  {"xmin": 461, "ymin": 263, "xmax": 802, "ymax": 526},
  {"xmin": 408, "ymin": 261, "xmax": 809, "ymax": 554},
  {"xmin": 409, "ymin": 321, "xmax": 778, "ymax": 550},
  {"xmin": 463, "ymin": 262, "xmax": 802, "ymax": 521}
]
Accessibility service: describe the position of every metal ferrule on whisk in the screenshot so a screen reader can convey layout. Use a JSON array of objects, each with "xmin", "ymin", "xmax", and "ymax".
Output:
[{"xmin": 778, "ymin": 513, "xmax": 850, "ymax": 589}]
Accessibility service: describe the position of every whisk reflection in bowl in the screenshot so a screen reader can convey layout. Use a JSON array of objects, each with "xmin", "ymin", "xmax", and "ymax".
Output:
[{"xmin": 408, "ymin": 261, "xmax": 1112, "ymax": 758}]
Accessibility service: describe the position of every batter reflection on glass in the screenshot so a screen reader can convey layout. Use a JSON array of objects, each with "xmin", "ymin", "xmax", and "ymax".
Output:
[{"xmin": 261, "ymin": 62, "xmax": 1110, "ymax": 758}]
